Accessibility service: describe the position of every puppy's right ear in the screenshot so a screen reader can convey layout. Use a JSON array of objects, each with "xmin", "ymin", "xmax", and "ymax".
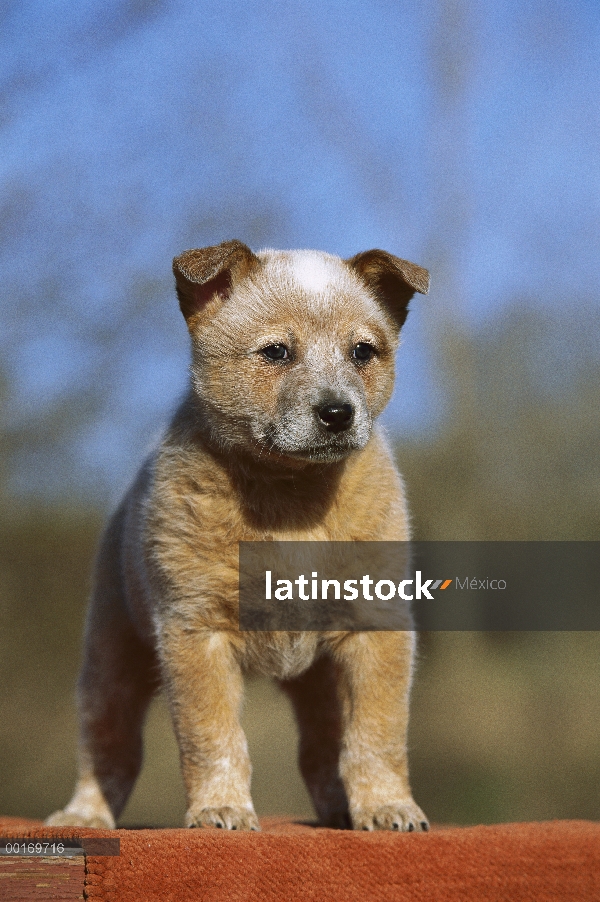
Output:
[
  {"xmin": 173, "ymin": 240, "xmax": 260, "ymax": 323},
  {"xmin": 346, "ymin": 249, "xmax": 429, "ymax": 332}
]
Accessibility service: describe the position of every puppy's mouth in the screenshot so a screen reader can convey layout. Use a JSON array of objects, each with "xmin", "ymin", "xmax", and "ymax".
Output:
[
  {"xmin": 260, "ymin": 430, "xmax": 366, "ymax": 463},
  {"xmin": 286, "ymin": 445, "xmax": 357, "ymax": 462}
]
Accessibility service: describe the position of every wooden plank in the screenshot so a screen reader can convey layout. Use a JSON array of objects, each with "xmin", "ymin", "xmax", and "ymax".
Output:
[{"xmin": 0, "ymin": 855, "xmax": 85, "ymax": 900}]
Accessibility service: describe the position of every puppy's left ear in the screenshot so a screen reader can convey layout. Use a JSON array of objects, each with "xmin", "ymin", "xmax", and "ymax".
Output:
[
  {"xmin": 346, "ymin": 250, "xmax": 429, "ymax": 331},
  {"xmin": 173, "ymin": 240, "xmax": 261, "ymax": 323}
]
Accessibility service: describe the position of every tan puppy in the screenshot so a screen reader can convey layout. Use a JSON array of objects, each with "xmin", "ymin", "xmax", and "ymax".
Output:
[{"xmin": 47, "ymin": 240, "xmax": 429, "ymax": 832}]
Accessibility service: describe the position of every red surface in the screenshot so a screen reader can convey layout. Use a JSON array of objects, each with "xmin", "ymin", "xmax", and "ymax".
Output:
[{"xmin": 1, "ymin": 815, "xmax": 599, "ymax": 901}]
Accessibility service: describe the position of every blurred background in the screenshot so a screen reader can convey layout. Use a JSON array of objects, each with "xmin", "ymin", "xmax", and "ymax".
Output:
[{"xmin": 1, "ymin": 0, "xmax": 599, "ymax": 827}]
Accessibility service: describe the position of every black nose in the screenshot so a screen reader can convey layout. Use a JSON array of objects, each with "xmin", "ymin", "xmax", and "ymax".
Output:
[{"xmin": 317, "ymin": 402, "xmax": 354, "ymax": 433}]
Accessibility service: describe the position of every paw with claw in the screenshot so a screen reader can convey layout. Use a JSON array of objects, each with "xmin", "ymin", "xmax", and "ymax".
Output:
[
  {"xmin": 352, "ymin": 802, "xmax": 429, "ymax": 832},
  {"xmin": 186, "ymin": 806, "xmax": 260, "ymax": 831}
]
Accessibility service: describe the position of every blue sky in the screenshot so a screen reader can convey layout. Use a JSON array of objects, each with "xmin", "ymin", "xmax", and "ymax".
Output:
[{"xmin": 1, "ymin": 0, "xmax": 599, "ymax": 501}]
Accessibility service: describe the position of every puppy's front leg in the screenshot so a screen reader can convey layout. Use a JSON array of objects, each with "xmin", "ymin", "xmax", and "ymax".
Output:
[
  {"xmin": 333, "ymin": 631, "xmax": 429, "ymax": 832},
  {"xmin": 160, "ymin": 629, "xmax": 259, "ymax": 831}
]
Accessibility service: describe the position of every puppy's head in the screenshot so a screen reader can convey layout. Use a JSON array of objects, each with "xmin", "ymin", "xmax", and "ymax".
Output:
[{"xmin": 173, "ymin": 240, "xmax": 428, "ymax": 465}]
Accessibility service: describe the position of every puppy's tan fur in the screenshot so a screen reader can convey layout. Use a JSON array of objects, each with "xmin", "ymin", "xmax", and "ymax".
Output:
[{"xmin": 47, "ymin": 241, "xmax": 429, "ymax": 832}]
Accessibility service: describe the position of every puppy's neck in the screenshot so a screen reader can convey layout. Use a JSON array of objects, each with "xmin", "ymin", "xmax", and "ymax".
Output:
[{"xmin": 229, "ymin": 454, "xmax": 348, "ymax": 533}]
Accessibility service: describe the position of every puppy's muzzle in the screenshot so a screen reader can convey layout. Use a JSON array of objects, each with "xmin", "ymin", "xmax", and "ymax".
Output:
[{"xmin": 316, "ymin": 401, "xmax": 355, "ymax": 433}]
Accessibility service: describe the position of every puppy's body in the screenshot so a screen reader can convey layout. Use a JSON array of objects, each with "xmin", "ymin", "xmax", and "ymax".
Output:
[{"xmin": 48, "ymin": 242, "xmax": 429, "ymax": 832}]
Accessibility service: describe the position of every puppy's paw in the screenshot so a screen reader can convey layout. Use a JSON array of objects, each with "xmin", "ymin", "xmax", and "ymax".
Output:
[
  {"xmin": 352, "ymin": 801, "xmax": 429, "ymax": 833},
  {"xmin": 186, "ymin": 806, "xmax": 260, "ymax": 831},
  {"xmin": 45, "ymin": 809, "xmax": 116, "ymax": 829}
]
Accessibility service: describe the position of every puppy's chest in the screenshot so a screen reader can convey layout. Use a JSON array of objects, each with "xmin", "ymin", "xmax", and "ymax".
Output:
[
  {"xmin": 196, "ymin": 494, "xmax": 370, "ymax": 545},
  {"xmin": 172, "ymin": 475, "xmax": 366, "ymax": 544},
  {"xmin": 155, "ymin": 426, "xmax": 404, "ymax": 542},
  {"xmin": 147, "ymin": 441, "xmax": 406, "ymax": 612}
]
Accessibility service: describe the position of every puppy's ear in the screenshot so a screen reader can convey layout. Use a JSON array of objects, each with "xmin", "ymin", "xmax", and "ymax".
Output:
[
  {"xmin": 346, "ymin": 250, "xmax": 429, "ymax": 331},
  {"xmin": 173, "ymin": 240, "xmax": 260, "ymax": 323}
]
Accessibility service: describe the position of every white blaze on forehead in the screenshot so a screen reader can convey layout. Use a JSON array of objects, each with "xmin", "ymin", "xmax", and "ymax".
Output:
[
  {"xmin": 255, "ymin": 247, "xmax": 381, "ymax": 317},
  {"xmin": 286, "ymin": 251, "xmax": 342, "ymax": 293},
  {"xmin": 259, "ymin": 250, "xmax": 352, "ymax": 294}
]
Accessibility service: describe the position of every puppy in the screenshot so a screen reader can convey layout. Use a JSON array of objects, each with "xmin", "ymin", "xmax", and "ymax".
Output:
[{"xmin": 47, "ymin": 240, "xmax": 429, "ymax": 832}]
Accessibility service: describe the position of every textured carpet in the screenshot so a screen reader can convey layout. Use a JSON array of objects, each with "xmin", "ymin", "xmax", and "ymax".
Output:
[{"xmin": 1, "ymin": 815, "xmax": 599, "ymax": 901}]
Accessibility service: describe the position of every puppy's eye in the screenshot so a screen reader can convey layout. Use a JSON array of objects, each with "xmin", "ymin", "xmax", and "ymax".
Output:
[
  {"xmin": 261, "ymin": 343, "xmax": 289, "ymax": 361},
  {"xmin": 352, "ymin": 342, "xmax": 376, "ymax": 363}
]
